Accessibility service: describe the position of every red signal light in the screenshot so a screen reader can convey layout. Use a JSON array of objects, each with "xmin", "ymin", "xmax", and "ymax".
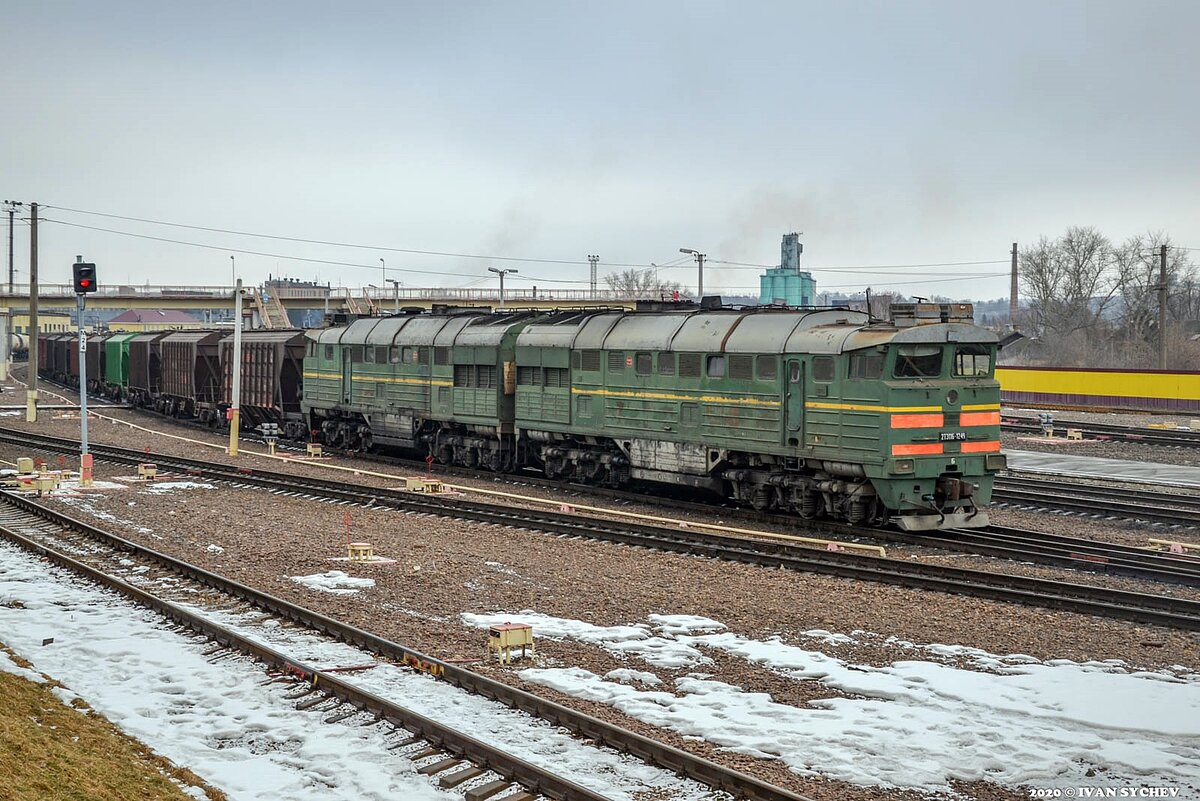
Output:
[{"xmin": 79, "ymin": 279, "xmax": 91, "ymax": 288}]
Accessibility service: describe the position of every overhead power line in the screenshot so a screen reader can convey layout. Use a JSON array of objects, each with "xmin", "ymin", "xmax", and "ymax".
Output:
[
  {"xmin": 42, "ymin": 203, "xmax": 656, "ymax": 269},
  {"xmin": 41, "ymin": 218, "xmax": 591, "ymax": 284}
]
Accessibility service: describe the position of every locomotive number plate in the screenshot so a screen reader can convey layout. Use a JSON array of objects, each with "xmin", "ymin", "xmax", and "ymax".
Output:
[{"xmin": 939, "ymin": 432, "xmax": 967, "ymax": 442}]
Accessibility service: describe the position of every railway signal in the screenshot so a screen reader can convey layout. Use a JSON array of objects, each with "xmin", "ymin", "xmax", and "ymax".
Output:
[
  {"xmin": 73, "ymin": 258, "xmax": 97, "ymax": 485},
  {"xmin": 72, "ymin": 262, "xmax": 98, "ymax": 294}
]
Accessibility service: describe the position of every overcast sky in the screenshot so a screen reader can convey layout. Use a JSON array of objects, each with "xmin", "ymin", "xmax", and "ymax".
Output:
[{"xmin": 3, "ymin": 1, "xmax": 1198, "ymax": 299}]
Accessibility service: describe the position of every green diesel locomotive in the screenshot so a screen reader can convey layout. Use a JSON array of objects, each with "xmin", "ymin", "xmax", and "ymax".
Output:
[{"xmin": 302, "ymin": 301, "xmax": 1004, "ymax": 531}]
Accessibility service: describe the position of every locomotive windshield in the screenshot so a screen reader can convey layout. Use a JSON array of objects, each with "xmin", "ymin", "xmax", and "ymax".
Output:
[
  {"xmin": 893, "ymin": 344, "xmax": 943, "ymax": 378},
  {"xmin": 952, "ymin": 344, "xmax": 993, "ymax": 377}
]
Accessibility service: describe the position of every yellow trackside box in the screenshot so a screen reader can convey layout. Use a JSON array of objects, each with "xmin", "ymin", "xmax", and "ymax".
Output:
[{"xmin": 488, "ymin": 623, "xmax": 534, "ymax": 665}]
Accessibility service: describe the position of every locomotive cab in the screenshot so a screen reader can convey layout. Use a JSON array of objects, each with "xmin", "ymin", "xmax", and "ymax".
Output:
[{"xmin": 871, "ymin": 315, "xmax": 1004, "ymax": 531}]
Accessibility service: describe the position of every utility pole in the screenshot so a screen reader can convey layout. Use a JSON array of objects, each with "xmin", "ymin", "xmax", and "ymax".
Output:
[
  {"xmin": 680, "ymin": 248, "xmax": 706, "ymax": 298},
  {"xmin": 386, "ymin": 278, "xmax": 402, "ymax": 313},
  {"xmin": 587, "ymin": 254, "xmax": 599, "ymax": 299},
  {"xmin": 26, "ymin": 203, "xmax": 38, "ymax": 423},
  {"xmin": 4, "ymin": 200, "xmax": 18, "ymax": 294},
  {"xmin": 488, "ymin": 267, "xmax": 517, "ymax": 310},
  {"xmin": 1158, "ymin": 244, "xmax": 1168, "ymax": 370},
  {"xmin": 229, "ymin": 279, "xmax": 244, "ymax": 456},
  {"xmin": 1009, "ymin": 242, "xmax": 1018, "ymax": 329}
]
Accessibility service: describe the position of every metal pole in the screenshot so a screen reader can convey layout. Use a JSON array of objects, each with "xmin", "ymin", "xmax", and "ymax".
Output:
[
  {"xmin": 6, "ymin": 205, "xmax": 13, "ymax": 294},
  {"xmin": 1009, "ymin": 242, "xmax": 1018, "ymax": 329},
  {"xmin": 26, "ymin": 202, "xmax": 38, "ymax": 423},
  {"xmin": 588, "ymin": 255, "xmax": 599, "ymax": 299},
  {"xmin": 697, "ymin": 252, "xmax": 705, "ymax": 298},
  {"xmin": 229, "ymin": 278, "xmax": 243, "ymax": 456},
  {"xmin": 498, "ymin": 271, "xmax": 506, "ymax": 310},
  {"xmin": 76, "ymin": 288, "xmax": 90, "ymax": 470},
  {"xmin": 1158, "ymin": 244, "xmax": 1168, "ymax": 370}
]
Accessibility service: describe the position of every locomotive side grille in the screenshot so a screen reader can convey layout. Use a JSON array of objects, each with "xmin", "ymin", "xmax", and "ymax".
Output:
[
  {"xmin": 581, "ymin": 350, "xmax": 601, "ymax": 371},
  {"xmin": 434, "ymin": 346, "xmax": 450, "ymax": 365},
  {"xmin": 678, "ymin": 353, "xmax": 701, "ymax": 377},
  {"xmin": 607, "ymin": 351, "xmax": 626, "ymax": 371},
  {"xmin": 729, "ymin": 355, "xmax": 753, "ymax": 380}
]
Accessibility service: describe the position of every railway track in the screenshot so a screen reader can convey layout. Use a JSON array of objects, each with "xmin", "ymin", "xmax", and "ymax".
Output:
[
  {"xmin": 0, "ymin": 490, "xmax": 802, "ymax": 801},
  {"xmin": 992, "ymin": 475, "xmax": 1200, "ymax": 528},
  {"xmin": 1003, "ymin": 414, "xmax": 1200, "ymax": 449},
  {"xmin": 866, "ymin": 525, "xmax": 1200, "ymax": 586},
  {"xmin": 24, "ymin": 371, "xmax": 1199, "ymax": 532},
  {"xmin": 4, "ymin": 427, "xmax": 1200, "ymax": 632}
]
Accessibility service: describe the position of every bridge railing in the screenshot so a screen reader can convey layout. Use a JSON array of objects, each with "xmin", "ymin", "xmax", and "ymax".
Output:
[{"xmin": 1, "ymin": 284, "xmax": 645, "ymax": 302}]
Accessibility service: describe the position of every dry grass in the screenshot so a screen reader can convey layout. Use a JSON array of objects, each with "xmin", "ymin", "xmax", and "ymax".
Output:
[{"xmin": 0, "ymin": 646, "xmax": 225, "ymax": 801}]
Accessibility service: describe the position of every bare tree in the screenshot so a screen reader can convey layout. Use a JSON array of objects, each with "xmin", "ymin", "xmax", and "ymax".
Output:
[
  {"xmin": 866, "ymin": 290, "xmax": 906, "ymax": 320},
  {"xmin": 1019, "ymin": 226, "xmax": 1119, "ymax": 344},
  {"xmin": 1114, "ymin": 232, "xmax": 1198, "ymax": 347},
  {"xmin": 603, "ymin": 268, "xmax": 688, "ymax": 299}
]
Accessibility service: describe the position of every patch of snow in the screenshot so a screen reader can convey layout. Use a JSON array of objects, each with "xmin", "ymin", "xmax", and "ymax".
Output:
[
  {"xmin": 290, "ymin": 571, "xmax": 375, "ymax": 595},
  {"xmin": 206, "ymin": 545, "xmax": 224, "ymax": 555},
  {"xmin": 507, "ymin": 615, "xmax": 1200, "ymax": 795},
  {"xmin": 461, "ymin": 611, "xmax": 707, "ymax": 668},
  {"xmin": 648, "ymin": 614, "xmax": 726, "ymax": 635},
  {"xmin": 605, "ymin": 668, "xmax": 662, "ymax": 686},
  {"xmin": 145, "ymin": 481, "xmax": 215, "ymax": 493}
]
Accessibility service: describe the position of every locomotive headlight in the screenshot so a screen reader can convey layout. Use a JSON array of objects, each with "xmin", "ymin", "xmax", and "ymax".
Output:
[
  {"xmin": 890, "ymin": 459, "xmax": 915, "ymax": 474},
  {"xmin": 985, "ymin": 453, "xmax": 1007, "ymax": 471}
]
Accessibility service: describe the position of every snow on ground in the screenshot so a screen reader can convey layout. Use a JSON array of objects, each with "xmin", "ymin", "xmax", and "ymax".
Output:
[
  {"xmin": 461, "ymin": 610, "xmax": 715, "ymax": 668},
  {"xmin": 290, "ymin": 570, "xmax": 376, "ymax": 594},
  {"xmin": 0, "ymin": 542, "xmax": 719, "ymax": 801},
  {"xmin": 465, "ymin": 611, "xmax": 1200, "ymax": 796},
  {"xmin": 145, "ymin": 481, "xmax": 216, "ymax": 493}
]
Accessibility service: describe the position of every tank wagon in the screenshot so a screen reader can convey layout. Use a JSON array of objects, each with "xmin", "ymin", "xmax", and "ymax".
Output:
[{"xmin": 303, "ymin": 302, "xmax": 1005, "ymax": 530}]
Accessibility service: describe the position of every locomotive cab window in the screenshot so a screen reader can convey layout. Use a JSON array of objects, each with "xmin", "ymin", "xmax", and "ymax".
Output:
[
  {"xmin": 894, "ymin": 345, "xmax": 944, "ymax": 378},
  {"xmin": 389, "ymin": 346, "xmax": 401, "ymax": 364},
  {"xmin": 953, "ymin": 345, "xmax": 992, "ymax": 377},
  {"xmin": 324, "ymin": 345, "xmax": 334, "ymax": 360},
  {"xmin": 706, "ymin": 355, "xmax": 726, "ymax": 378},
  {"xmin": 812, "ymin": 356, "xmax": 834, "ymax": 382},
  {"xmin": 756, "ymin": 356, "xmax": 777, "ymax": 381},
  {"xmin": 658, "ymin": 353, "xmax": 676, "ymax": 375}
]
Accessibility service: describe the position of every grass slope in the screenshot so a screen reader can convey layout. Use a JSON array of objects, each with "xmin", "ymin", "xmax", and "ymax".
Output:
[{"xmin": 0, "ymin": 648, "xmax": 224, "ymax": 801}]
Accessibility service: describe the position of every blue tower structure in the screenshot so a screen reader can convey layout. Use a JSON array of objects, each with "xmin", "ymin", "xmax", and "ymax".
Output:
[{"xmin": 758, "ymin": 233, "xmax": 816, "ymax": 306}]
